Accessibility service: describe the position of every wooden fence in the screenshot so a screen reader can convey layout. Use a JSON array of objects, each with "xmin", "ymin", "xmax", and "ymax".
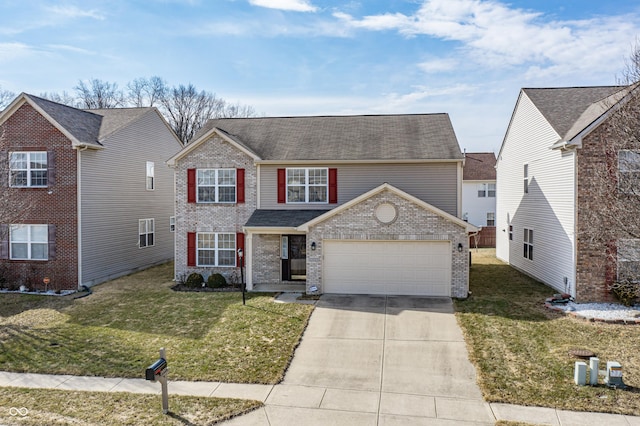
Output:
[{"xmin": 470, "ymin": 226, "xmax": 495, "ymax": 248}]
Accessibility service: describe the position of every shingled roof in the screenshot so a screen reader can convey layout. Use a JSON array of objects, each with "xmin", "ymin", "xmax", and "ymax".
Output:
[
  {"xmin": 27, "ymin": 94, "xmax": 103, "ymax": 146},
  {"xmin": 192, "ymin": 114, "xmax": 463, "ymax": 162},
  {"xmin": 18, "ymin": 94, "xmax": 159, "ymax": 147},
  {"xmin": 463, "ymin": 152, "xmax": 496, "ymax": 180},
  {"xmin": 523, "ymin": 86, "xmax": 626, "ymax": 141}
]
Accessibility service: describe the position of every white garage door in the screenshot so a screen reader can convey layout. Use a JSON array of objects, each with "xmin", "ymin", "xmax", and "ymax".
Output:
[{"xmin": 323, "ymin": 240, "xmax": 451, "ymax": 296}]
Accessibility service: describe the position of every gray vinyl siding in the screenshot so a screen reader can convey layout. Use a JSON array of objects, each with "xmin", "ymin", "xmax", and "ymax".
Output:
[
  {"xmin": 259, "ymin": 162, "xmax": 459, "ymax": 216},
  {"xmin": 79, "ymin": 111, "xmax": 181, "ymax": 286},
  {"xmin": 496, "ymin": 92, "xmax": 576, "ymax": 295}
]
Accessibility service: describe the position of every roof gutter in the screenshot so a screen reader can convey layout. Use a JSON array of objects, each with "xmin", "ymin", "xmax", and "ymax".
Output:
[{"xmin": 254, "ymin": 158, "xmax": 464, "ymax": 165}]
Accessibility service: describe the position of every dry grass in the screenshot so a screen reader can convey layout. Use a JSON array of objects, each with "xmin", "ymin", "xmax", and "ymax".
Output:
[
  {"xmin": 0, "ymin": 262, "xmax": 314, "ymax": 383},
  {"xmin": 456, "ymin": 249, "xmax": 640, "ymax": 415},
  {"xmin": 0, "ymin": 387, "xmax": 261, "ymax": 425}
]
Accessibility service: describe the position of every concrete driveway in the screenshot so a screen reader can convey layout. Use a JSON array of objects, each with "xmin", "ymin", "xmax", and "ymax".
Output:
[{"xmin": 224, "ymin": 294, "xmax": 494, "ymax": 425}]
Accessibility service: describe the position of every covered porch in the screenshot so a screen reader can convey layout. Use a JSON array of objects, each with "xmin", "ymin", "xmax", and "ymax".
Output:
[{"xmin": 243, "ymin": 209, "xmax": 327, "ymax": 293}]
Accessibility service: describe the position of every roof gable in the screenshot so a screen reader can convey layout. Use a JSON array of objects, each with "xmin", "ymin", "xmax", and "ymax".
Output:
[
  {"xmin": 89, "ymin": 107, "xmax": 155, "ymax": 141},
  {"xmin": 463, "ymin": 152, "xmax": 496, "ymax": 180},
  {"xmin": 193, "ymin": 114, "xmax": 463, "ymax": 162},
  {"xmin": 297, "ymin": 183, "xmax": 477, "ymax": 233}
]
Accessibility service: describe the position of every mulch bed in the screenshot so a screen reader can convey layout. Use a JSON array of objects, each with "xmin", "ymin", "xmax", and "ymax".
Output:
[{"xmin": 171, "ymin": 284, "xmax": 242, "ymax": 292}]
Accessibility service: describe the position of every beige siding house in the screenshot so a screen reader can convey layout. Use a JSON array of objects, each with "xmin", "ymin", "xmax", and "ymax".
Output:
[
  {"xmin": 168, "ymin": 114, "xmax": 477, "ymax": 298},
  {"xmin": 0, "ymin": 93, "xmax": 182, "ymax": 290}
]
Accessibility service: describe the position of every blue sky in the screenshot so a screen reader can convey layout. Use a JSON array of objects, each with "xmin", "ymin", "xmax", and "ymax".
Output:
[{"xmin": 2, "ymin": 0, "xmax": 640, "ymax": 152}]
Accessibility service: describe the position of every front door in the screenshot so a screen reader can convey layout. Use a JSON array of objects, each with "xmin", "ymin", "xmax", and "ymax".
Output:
[{"xmin": 281, "ymin": 235, "xmax": 306, "ymax": 281}]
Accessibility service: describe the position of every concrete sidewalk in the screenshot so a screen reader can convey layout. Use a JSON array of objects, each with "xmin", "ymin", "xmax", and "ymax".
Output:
[{"xmin": 2, "ymin": 372, "xmax": 640, "ymax": 425}]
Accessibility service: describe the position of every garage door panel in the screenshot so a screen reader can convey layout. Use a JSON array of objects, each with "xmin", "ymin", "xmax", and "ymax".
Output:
[{"xmin": 323, "ymin": 240, "xmax": 451, "ymax": 296}]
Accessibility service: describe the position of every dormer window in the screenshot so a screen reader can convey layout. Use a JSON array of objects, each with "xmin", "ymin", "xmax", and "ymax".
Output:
[{"xmin": 10, "ymin": 151, "xmax": 48, "ymax": 187}]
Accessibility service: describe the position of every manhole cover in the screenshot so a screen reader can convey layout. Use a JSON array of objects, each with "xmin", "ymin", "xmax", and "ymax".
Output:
[{"xmin": 569, "ymin": 349, "xmax": 596, "ymax": 358}]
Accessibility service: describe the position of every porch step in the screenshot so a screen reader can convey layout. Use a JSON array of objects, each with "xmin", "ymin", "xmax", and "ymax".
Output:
[{"xmin": 252, "ymin": 283, "xmax": 306, "ymax": 293}]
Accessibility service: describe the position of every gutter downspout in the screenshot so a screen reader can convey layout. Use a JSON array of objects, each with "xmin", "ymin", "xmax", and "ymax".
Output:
[{"xmin": 76, "ymin": 145, "xmax": 88, "ymax": 289}]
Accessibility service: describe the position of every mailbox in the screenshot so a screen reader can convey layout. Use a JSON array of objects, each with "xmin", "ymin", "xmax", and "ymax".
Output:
[{"xmin": 145, "ymin": 358, "xmax": 167, "ymax": 381}]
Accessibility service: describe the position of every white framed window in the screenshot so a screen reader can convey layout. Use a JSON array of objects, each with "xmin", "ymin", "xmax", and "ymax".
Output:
[
  {"xmin": 486, "ymin": 212, "xmax": 495, "ymax": 226},
  {"xmin": 169, "ymin": 216, "xmax": 175, "ymax": 233},
  {"xmin": 524, "ymin": 228, "xmax": 533, "ymax": 260},
  {"xmin": 617, "ymin": 239, "xmax": 640, "ymax": 283},
  {"xmin": 287, "ymin": 168, "xmax": 327, "ymax": 203},
  {"xmin": 10, "ymin": 151, "xmax": 48, "ymax": 187},
  {"xmin": 618, "ymin": 150, "xmax": 640, "ymax": 194},
  {"xmin": 139, "ymin": 218, "xmax": 155, "ymax": 248},
  {"xmin": 197, "ymin": 169, "xmax": 236, "ymax": 203},
  {"xmin": 10, "ymin": 224, "xmax": 48, "ymax": 260},
  {"xmin": 488, "ymin": 183, "xmax": 496, "ymax": 197},
  {"xmin": 197, "ymin": 232, "xmax": 236, "ymax": 267},
  {"xmin": 524, "ymin": 164, "xmax": 529, "ymax": 194},
  {"xmin": 477, "ymin": 184, "xmax": 486, "ymax": 198},
  {"xmin": 146, "ymin": 161, "xmax": 155, "ymax": 190}
]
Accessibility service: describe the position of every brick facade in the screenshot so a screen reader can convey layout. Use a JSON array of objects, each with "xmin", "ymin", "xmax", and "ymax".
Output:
[
  {"xmin": 305, "ymin": 189, "xmax": 470, "ymax": 297},
  {"xmin": 0, "ymin": 103, "xmax": 78, "ymax": 290},
  {"xmin": 575, "ymin": 116, "xmax": 636, "ymax": 302},
  {"xmin": 174, "ymin": 134, "xmax": 256, "ymax": 283},
  {"xmin": 251, "ymin": 234, "xmax": 281, "ymax": 284}
]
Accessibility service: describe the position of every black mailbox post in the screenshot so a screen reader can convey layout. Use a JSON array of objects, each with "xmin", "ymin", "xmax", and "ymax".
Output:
[{"xmin": 145, "ymin": 348, "xmax": 169, "ymax": 414}]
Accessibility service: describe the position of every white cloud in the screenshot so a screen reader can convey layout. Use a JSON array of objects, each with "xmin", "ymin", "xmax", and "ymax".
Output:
[
  {"xmin": 334, "ymin": 0, "xmax": 640, "ymax": 81},
  {"xmin": 45, "ymin": 5, "xmax": 106, "ymax": 20},
  {"xmin": 418, "ymin": 58, "xmax": 459, "ymax": 73},
  {"xmin": 46, "ymin": 44, "xmax": 96, "ymax": 55},
  {"xmin": 0, "ymin": 42, "xmax": 36, "ymax": 63},
  {"xmin": 249, "ymin": 0, "xmax": 318, "ymax": 12}
]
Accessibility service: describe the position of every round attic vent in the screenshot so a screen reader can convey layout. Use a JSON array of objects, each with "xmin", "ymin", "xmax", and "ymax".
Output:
[{"xmin": 375, "ymin": 203, "xmax": 397, "ymax": 224}]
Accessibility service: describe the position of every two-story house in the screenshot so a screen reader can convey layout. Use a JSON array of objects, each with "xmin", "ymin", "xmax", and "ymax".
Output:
[
  {"xmin": 496, "ymin": 85, "xmax": 638, "ymax": 302},
  {"xmin": 462, "ymin": 152, "xmax": 496, "ymax": 247},
  {"xmin": 0, "ymin": 93, "xmax": 182, "ymax": 291},
  {"xmin": 168, "ymin": 114, "xmax": 477, "ymax": 297}
]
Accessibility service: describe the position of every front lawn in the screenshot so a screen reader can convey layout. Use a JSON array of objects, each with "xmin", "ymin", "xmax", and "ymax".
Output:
[
  {"xmin": 0, "ymin": 387, "xmax": 261, "ymax": 425},
  {"xmin": 0, "ymin": 262, "xmax": 314, "ymax": 384},
  {"xmin": 455, "ymin": 249, "xmax": 640, "ymax": 415}
]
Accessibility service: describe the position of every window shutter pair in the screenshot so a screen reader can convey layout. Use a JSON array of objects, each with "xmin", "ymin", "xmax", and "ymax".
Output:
[
  {"xmin": 0, "ymin": 224, "xmax": 56, "ymax": 260},
  {"xmin": 277, "ymin": 168, "xmax": 338, "ymax": 203},
  {"xmin": 187, "ymin": 168, "xmax": 245, "ymax": 203},
  {"xmin": 186, "ymin": 232, "xmax": 245, "ymax": 267}
]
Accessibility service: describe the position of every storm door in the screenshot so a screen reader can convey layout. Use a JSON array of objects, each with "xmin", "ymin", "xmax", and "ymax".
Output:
[{"xmin": 281, "ymin": 235, "xmax": 306, "ymax": 281}]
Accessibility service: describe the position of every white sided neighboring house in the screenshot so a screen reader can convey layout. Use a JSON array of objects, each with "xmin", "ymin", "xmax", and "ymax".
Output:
[
  {"xmin": 462, "ymin": 152, "xmax": 496, "ymax": 248},
  {"xmin": 496, "ymin": 85, "xmax": 639, "ymax": 302}
]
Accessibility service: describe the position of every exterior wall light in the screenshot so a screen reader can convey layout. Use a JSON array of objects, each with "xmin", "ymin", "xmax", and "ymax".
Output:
[
  {"xmin": 311, "ymin": 242, "xmax": 316, "ymax": 251},
  {"xmin": 457, "ymin": 243, "xmax": 463, "ymax": 252}
]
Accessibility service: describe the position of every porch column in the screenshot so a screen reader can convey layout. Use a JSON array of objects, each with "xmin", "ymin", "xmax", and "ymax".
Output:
[{"xmin": 245, "ymin": 230, "xmax": 253, "ymax": 290}]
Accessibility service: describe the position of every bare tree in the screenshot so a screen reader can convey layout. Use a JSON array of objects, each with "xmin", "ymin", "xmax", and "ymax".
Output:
[
  {"xmin": 19, "ymin": 77, "xmax": 258, "ymax": 144},
  {"xmin": 74, "ymin": 79, "xmax": 125, "ymax": 109},
  {"xmin": 0, "ymin": 86, "xmax": 16, "ymax": 110},
  {"xmin": 126, "ymin": 76, "xmax": 166, "ymax": 107},
  {"xmin": 160, "ymin": 84, "xmax": 225, "ymax": 144},
  {"xmin": 39, "ymin": 91, "xmax": 78, "ymax": 108}
]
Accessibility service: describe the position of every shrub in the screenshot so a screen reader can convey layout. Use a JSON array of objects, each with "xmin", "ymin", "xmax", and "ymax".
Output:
[
  {"xmin": 610, "ymin": 280, "xmax": 640, "ymax": 306},
  {"xmin": 185, "ymin": 272, "xmax": 204, "ymax": 288},
  {"xmin": 207, "ymin": 273, "xmax": 227, "ymax": 289}
]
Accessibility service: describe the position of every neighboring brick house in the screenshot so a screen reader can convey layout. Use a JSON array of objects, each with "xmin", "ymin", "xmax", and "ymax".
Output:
[
  {"xmin": 496, "ymin": 85, "xmax": 638, "ymax": 302},
  {"xmin": 167, "ymin": 114, "xmax": 477, "ymax": 297},
  {"xmin": 0, "ymin": 93, "xmax": 183, "ymax": 291},
  {"xmin": 462, "ymin": 152, "xmax": 496, "ymax": 247}
]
